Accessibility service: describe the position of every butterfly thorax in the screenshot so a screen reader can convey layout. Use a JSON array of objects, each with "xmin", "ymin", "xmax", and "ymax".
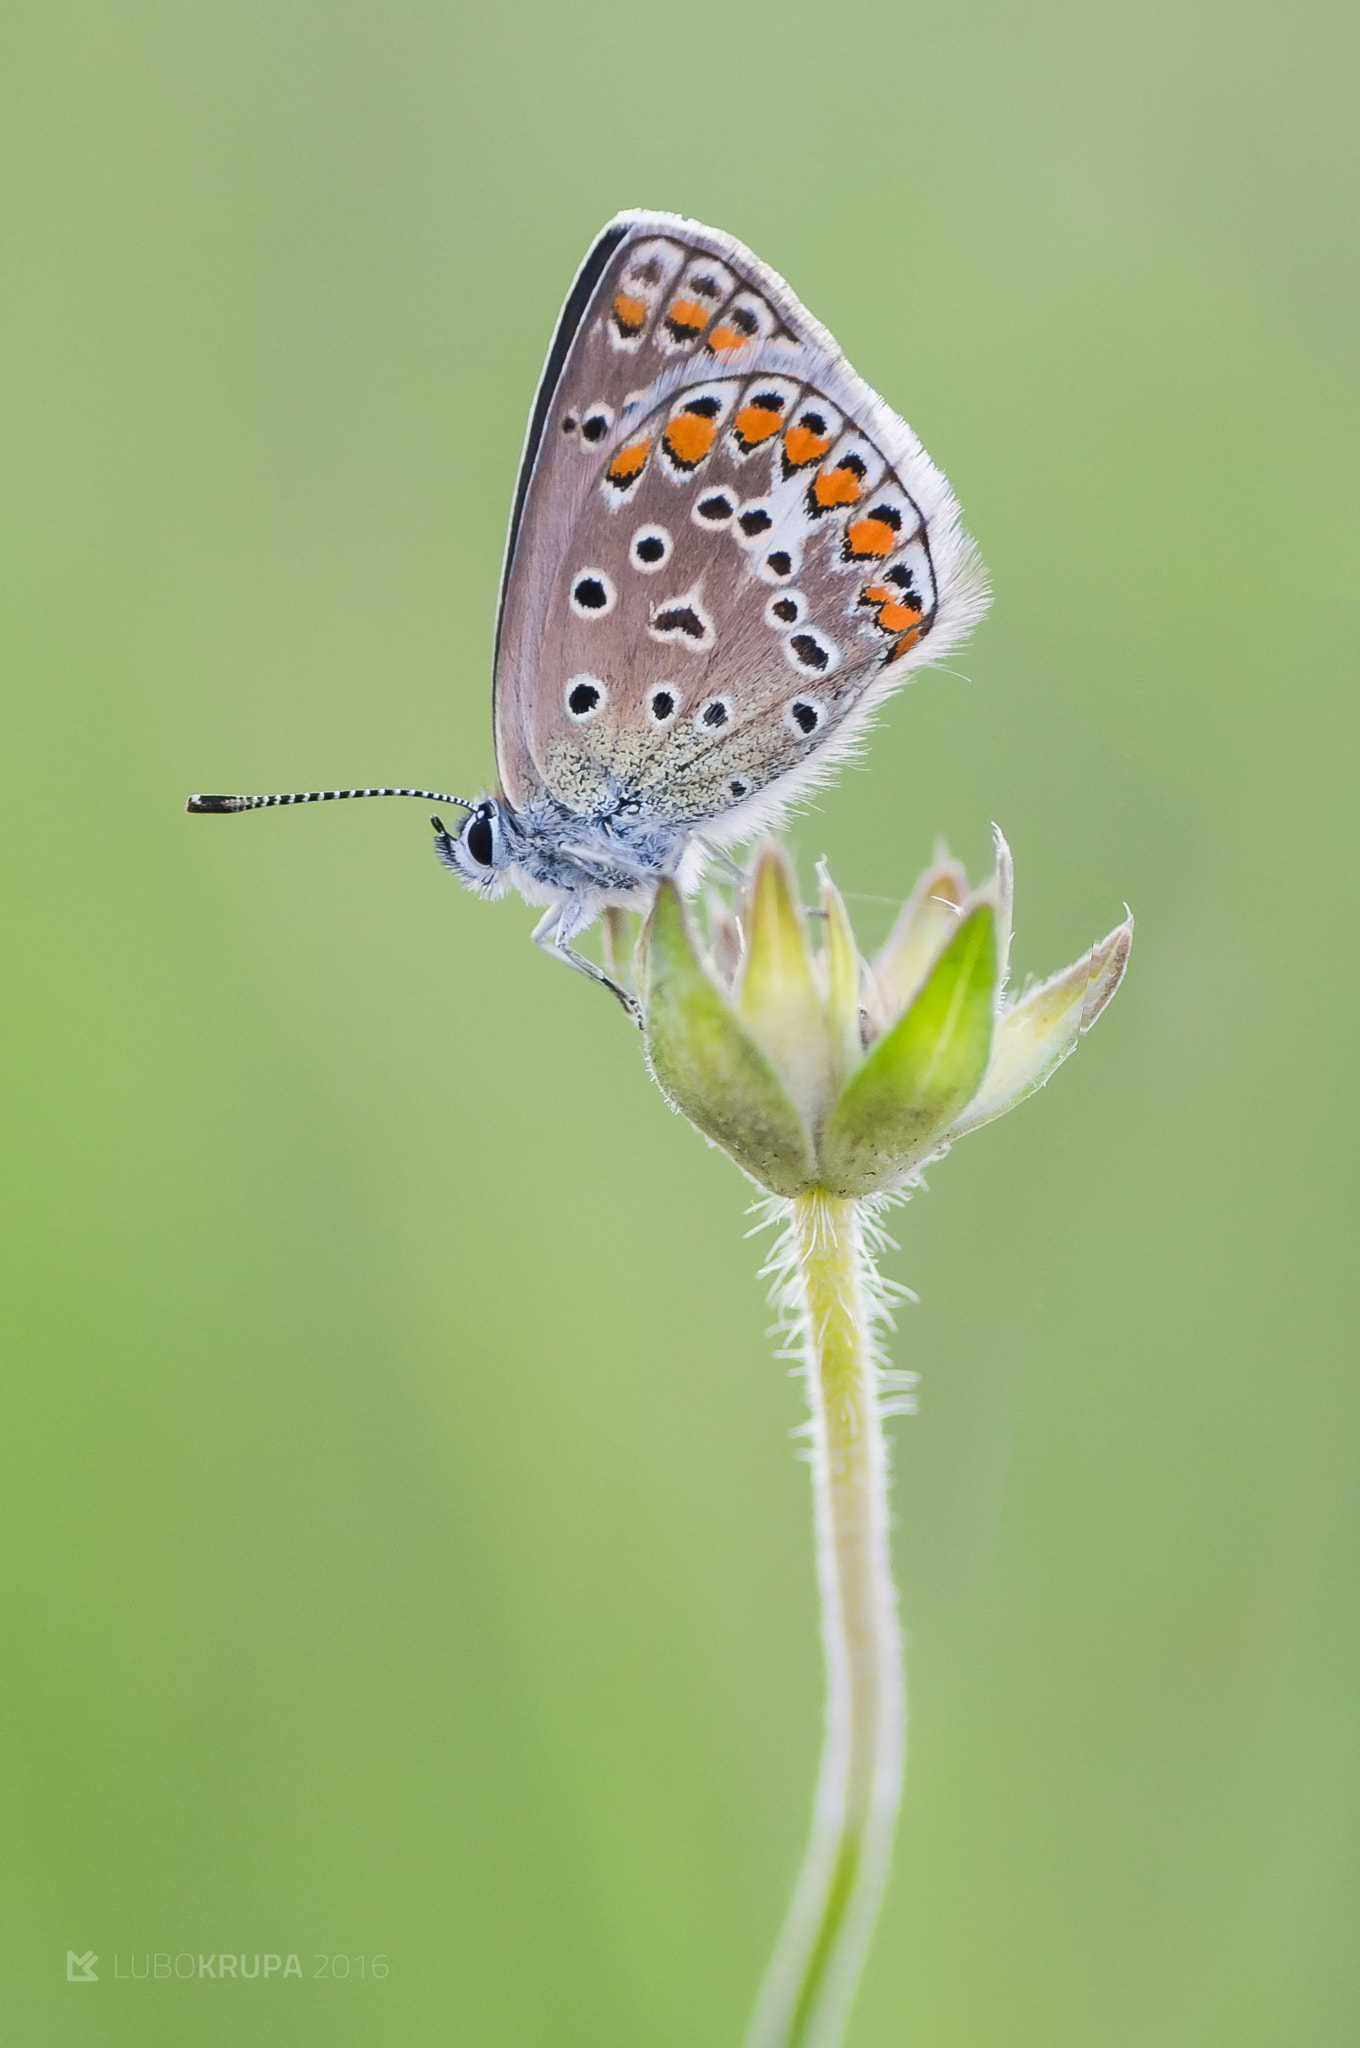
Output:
[
  {"xmin": 435, "ymin": 789, "xmax": 689, "ymax": 917},
  {"xmin": 511, "ymin": 793, "xmax": 686, "ymax": 900}
]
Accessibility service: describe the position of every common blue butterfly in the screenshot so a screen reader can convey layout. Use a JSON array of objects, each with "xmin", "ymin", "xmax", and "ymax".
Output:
[{"xmin": 189, "ymin": 211, "xmax": 987, "ymax": 1014}]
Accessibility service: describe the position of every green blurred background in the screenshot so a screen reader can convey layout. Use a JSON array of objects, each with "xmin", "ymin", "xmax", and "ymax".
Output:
[{"xmin": 2, "ymin": 0, "xmax": 1356, "ymax": 2041}]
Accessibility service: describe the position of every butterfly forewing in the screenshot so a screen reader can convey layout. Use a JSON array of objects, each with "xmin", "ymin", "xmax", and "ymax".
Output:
[{"xmin": 493, "ymin": 211, "xmax": 985, "ymax": 830}]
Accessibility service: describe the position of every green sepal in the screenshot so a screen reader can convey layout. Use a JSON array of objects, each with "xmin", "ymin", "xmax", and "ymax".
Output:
[
  {"xmin": 642, "ymin": 881, "xmax": 817, "ymax": 1197},
  {"xmin": 817, "ymin": 903, "xmax": 998, "ymax": 1195},
  {"xmin": 737, "ymin": 845, "xmax": 836, "ymax": 1130},
  {"xmin": 871, "ymin": 851, "xmax": 967, "ymax": 1022}
]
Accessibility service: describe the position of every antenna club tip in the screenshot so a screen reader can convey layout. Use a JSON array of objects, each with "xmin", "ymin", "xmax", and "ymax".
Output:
[{"xmin": 186, "ymin": 794, "xmax": 243, "ymax": 814}]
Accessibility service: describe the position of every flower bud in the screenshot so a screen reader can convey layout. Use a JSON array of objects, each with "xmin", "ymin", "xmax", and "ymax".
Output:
[{"xmin": 638, "ymin": 836, "xmax": 1131, "ymax": 1199}]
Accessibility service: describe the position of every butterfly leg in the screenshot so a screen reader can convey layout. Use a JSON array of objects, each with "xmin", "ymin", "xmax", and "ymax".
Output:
[{"xmin": 530, "ymin": 906, "xmax": 642, "ymax": 1026}]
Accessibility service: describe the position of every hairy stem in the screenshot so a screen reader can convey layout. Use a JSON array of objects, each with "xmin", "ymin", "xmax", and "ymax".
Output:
[{"xmin": 747, "ymin": 1192, "xmax": 904, "ymax": 2048}]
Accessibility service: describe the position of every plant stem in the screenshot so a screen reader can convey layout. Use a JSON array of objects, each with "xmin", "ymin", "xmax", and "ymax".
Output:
[{"xmin": 747, "ymin": 1192, "xmax": 904, "ymax": 2048}]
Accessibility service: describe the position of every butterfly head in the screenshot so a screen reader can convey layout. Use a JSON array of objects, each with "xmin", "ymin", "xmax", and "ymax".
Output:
[{"xmin": 432, "ymin": 798, "xmax": 517, "ymax": 897}]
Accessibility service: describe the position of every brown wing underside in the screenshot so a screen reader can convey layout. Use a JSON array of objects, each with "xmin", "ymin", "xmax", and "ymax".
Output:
[{"xmin": 493, "ymin": 214, "xmax": 972, "ymax": 825}]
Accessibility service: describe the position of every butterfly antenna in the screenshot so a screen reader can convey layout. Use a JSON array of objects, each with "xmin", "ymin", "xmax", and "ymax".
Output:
[{"xmin": 186, "ymin": 786, "xmax": 475, "ymax": 815}]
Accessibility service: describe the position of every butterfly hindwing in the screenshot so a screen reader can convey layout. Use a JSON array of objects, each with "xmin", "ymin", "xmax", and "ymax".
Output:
[{"xmin": 493, "ymin": 212, "xmax": 986, "ymax": 833}]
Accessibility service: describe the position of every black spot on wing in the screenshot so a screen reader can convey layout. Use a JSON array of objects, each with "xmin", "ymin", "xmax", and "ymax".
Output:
[
  {"xmin": 790, "ymin": 633, "xmax": 830, "ymax": 672},
  {"xmin": 654, "ymin": 604, "xmax": 707, "ymax": 640}
]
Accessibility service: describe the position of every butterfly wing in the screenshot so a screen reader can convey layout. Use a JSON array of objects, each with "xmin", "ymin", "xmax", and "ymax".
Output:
[{"xmin": 492, "ymin": 211, "xmax": 987, "ymax": 833}]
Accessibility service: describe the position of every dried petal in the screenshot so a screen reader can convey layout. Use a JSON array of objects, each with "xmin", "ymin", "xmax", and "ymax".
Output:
[
  {"xmin": 951, "ymin": 914, "xmax": 1133, "ymax": 1137},
  {"xmin": 705, "ymin": 890, "xmax": 744, "ymax": 990}
]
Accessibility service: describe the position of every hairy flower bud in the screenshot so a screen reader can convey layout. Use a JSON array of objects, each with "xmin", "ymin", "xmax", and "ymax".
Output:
[{"xmin": 640, "ymin": 833, "xmax": 1131, "ymax": 1198}]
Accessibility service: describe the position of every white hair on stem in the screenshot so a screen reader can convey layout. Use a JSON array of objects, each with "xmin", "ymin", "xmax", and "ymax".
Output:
[{"xmin": 742, "ymin": 1186, "xmax": 922, "ymax": 2048}]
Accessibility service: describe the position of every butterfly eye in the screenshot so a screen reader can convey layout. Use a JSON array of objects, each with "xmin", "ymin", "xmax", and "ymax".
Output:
[{"xmin": 465, "ymin": 809, "xmax": 496, "ymax": 866}]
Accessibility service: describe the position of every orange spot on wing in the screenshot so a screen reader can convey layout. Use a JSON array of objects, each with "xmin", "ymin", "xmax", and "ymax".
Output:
[
  {"xmin": 612, "ymin": 291, "xmax": 648, "ymax": 336},
  {"xmin": 662, "ymin": 413, "xmax": 719, "ymax": 469},
  {"xmin": 707, "ymin": 324, "xmax": 749, "ymax": 353},
  {"xmin": 665, "ymin": 298, "xmax": 709, "ymax": 339},
  {"xmin": 783, "ymin": 422, "xmax": 833, "ymax": 470},
  {"xmin": 879, "ymin": 600, "xmax": 923, "ymax": 632},
  {"xmin": 861, "ymin": 581, "xmax": 925, "ymax": 635},
  {"xmin": 844, "ymin": 516, "xmax": 898, "ymax": 559},
  {"xmin": 888, "ymin": 626, "xmax": 925, "ymax": 660},
  {"xmin": 733, "ymin": 400, "xmax": 783, "ymax": 450},
  {"xmin": 812, "ymin": 463, "xmax": 865, "ymax": 510},
  {"xmin": 606, "ymin": 436, "xmax": 651, "ymax": 488}
]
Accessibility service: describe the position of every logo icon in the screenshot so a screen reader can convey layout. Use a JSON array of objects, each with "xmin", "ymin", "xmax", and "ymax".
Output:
[{"xmin": 67, "ymin": 1951, "xmax": 98, "ymax": 1982}]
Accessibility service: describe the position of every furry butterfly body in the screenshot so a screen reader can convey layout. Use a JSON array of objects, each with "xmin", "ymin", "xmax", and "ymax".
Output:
[{"xmin": 190, "ymin": 210, "xmax": 987, "ymax": 1009}]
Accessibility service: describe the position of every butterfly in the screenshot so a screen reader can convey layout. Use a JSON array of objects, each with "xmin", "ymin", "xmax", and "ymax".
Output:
[{"xmin": 189, "ymin": 211, "xmax": 988, "ymax": 1016}]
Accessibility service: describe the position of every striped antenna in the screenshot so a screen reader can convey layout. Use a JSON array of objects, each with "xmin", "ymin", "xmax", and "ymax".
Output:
[{"xmin": 186, "ymin": 786, "xmax": 475, "ymax": 816}]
